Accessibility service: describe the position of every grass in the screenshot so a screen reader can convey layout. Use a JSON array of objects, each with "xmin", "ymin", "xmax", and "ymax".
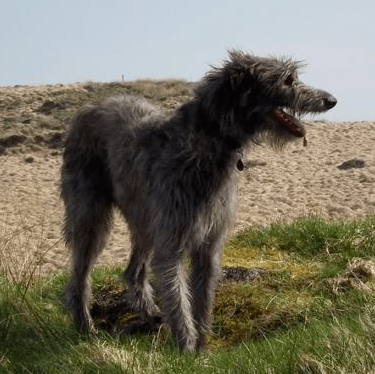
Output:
[
  {"xmin": 41, "ymin": 79, "xmax": 193, "ymax": 125},
  {"xmin": 2, "ymin": 79, "xmax": 375, "ymax": 372},
  {"xmin": 0, "ymin": 79, "xmax": 193, "ymax": 155},
  {"xmin": 1, "ymin": 216, "xmax": 375, "ymax": 373},
  {"xmin": 225, "ymin": 216, "xmax": 375, "ymax": 275}
]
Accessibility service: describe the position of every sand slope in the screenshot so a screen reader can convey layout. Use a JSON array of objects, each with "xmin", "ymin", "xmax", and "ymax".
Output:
[{"xmin": 1, "ymin": 84, "xmax": 374, "ymax": 279}]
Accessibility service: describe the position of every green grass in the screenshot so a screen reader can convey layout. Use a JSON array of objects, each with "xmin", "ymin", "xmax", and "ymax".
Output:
[
  {"xmin": 1, "ymin": 217, "xmax": 375, "ymax": 373},
  {"xmin": 225, "ymin": 216, "xmax": 375, "ymax": 275}
]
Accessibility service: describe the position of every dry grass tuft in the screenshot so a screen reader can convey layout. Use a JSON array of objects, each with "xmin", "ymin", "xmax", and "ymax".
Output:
[
  {"xmin": 296, "ymin": 355, "xmax": 327, "ymax": 374},
  {"xmin": 325, "ymin": 258, "xmax": 375, "ymax": 293}
]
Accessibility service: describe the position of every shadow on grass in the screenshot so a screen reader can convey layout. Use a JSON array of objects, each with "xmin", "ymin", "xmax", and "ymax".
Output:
[
  {"xmin": 89, "ymin": 266, "xmax": 311, "ymax": 350},
  {"xmin": 0, "ymin": 272, "xmax": 137, "ymax": 373}
]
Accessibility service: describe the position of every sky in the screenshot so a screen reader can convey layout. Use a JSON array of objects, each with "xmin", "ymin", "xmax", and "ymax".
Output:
[{"xmin": 0, "ymin": 0, "xmax": 374, "ymax": 122}]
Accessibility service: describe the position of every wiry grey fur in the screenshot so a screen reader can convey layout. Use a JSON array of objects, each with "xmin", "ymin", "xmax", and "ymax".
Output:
[{"xmin": 61, "ymin": 50, "xmax": 336, "ymax": 352}]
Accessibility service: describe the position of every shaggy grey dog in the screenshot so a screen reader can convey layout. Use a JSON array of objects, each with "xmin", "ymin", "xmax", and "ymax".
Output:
[{"xmin": 61, "ymin": 50, "xmax": 336, "ymax": 352}]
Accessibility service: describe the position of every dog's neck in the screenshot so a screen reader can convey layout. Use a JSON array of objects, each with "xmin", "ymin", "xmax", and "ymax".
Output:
[
  {"xmin": 176, "ymin": 100, "xmax": 245, "ymax": 172},
  {"xmin": 182, "ymin": 101, "xmax": 244, "ymax": 151}
]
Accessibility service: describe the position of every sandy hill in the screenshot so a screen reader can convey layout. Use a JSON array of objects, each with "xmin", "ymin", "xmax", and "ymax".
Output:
[{"xmin": 1, "ymin": 81, "xmax": 374, "ymax": 279}]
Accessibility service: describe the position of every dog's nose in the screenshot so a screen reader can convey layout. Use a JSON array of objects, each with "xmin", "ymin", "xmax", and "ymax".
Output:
[{"xmin": 324, "ymin": 95, "xmax": 337, "ymax": 109}]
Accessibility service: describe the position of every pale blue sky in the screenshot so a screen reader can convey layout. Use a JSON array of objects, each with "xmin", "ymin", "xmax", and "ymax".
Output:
[{"xmin": 0, "ymin": 0, "xmax": 374, "ymax": 121}]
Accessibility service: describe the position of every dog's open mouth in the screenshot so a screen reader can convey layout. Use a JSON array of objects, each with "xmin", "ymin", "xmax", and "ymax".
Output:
[{"xmin": 270, "ymin": 108, "xmax": 305, "ymax": 138}]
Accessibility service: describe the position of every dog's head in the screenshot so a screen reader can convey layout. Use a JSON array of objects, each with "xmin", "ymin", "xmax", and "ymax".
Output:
[{"xmin": 196, "ymin": 50, "xmax": 337, "ymax": 146}]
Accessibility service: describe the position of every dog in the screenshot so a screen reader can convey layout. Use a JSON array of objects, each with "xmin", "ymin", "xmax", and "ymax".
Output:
[{"xmin": 61, "ymin": 50, "xmax": 337, "ymax": 351}]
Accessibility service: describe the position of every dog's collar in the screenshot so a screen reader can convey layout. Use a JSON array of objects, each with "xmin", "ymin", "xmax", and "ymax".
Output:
[{"xmin": 224, "ymin": 136, "xmax": 241, "ymax": 151}]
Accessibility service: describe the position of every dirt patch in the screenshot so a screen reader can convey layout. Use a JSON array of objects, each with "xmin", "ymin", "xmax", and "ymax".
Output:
[{"xmin": 90, "ymin": 266, "xmax": 266, "ymax": 335}]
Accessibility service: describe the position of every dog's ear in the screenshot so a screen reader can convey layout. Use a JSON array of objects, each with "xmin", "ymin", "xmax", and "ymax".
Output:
[
  {"xmin": 227, "ymin": 49, "xmax": 252, "ymax": 91},
  {"xmin": 229, "ymin": 70, "xmax": 245, "ymax": 91},
  {"xmin": 226, "ymin": 49, "xmax": 258, "ymax": 93}
]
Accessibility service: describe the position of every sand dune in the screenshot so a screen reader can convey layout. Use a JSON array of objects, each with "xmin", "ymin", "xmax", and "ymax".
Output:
[
  {"xmin": 2, "ymin": 121, "xmax": 375, "ymax": 279},
  {"xmin": 1, "ymin": 84, "xmax": 374, "ymax": 278}
]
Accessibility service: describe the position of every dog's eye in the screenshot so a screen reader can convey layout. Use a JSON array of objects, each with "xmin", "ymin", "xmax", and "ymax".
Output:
[{"xmin": 284, "ymin": 74, "xmax": 294, "ymax": 86}]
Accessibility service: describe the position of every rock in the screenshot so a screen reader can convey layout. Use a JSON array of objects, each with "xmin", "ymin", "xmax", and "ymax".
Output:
[
  {"xmin": 0, "ymin": 134, "xmax": 28, "ymax": 148},
  {"xmin": 337, "ymin": 158, "xmax": 365, "ymax": 170},
  {"xmin": 221, "ymin": 266, "xmax": 267, "ymax": 282}
]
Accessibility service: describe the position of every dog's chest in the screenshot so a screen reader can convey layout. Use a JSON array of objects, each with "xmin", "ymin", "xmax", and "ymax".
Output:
[{"xmin": 198, "ymin": 167, "xmax": 239, "ymax": 233}]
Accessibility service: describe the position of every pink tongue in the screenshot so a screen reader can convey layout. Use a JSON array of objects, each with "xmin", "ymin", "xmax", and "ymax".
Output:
[{"xmin": 271, "ymin": 109, "xmax": 304, "ymax": 137}]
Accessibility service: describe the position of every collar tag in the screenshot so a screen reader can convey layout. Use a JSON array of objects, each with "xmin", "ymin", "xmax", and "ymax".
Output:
[{"xmin": 237, "ymin": 159, "xmax": 244, "ymax": 171}]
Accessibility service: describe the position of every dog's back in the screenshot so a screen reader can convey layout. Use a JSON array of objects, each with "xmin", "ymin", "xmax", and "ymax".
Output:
[
  {"xmin": 63, "ymin": 95, "xmax": 161, "ymax": 152},
  {"xmin": 61, "ymin": 95, "xmax": 163, "ymax": 209}
]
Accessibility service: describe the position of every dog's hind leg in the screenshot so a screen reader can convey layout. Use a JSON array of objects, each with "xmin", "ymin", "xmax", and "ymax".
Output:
[
  {"xmin": 62, "ymin": 151, "xmax": 113, "ymax": 333},
  {"xmin": 123, "ymin": 233, "xmax": 160, "ymax": 319}
]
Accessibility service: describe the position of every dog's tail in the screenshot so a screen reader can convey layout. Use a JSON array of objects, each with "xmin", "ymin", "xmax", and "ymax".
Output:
[
  {"xmin": 61, "ymin": 104, "xmax": 114, "ymax": 243},
  {"xmin": 63, "ymin": 104, "xmax": 109, "ymax": 152},
  {"xmin": 61, "ymin": 103, "xmax": 113, "ymax": 193}
]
